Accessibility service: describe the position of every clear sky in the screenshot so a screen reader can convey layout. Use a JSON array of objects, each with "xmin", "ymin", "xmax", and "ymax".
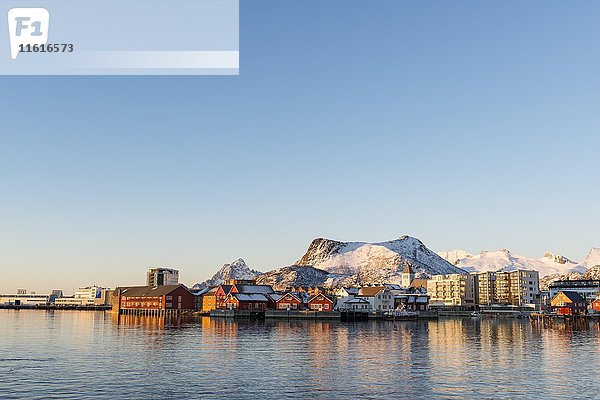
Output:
[{"xmin": 1, "ymin": 1, "xmax": 599, "ymax": 294}]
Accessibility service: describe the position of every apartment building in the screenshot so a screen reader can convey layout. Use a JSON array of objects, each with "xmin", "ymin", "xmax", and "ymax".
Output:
[
  {"xmin": 473, "ymin": 269, "xmax": 539, "ymax": 306},
  {"xmin": 427, "ymin": 274, "xmax": 475, "ymax": 306}
]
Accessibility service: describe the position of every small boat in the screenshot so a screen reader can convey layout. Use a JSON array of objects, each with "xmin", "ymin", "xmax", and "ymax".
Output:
[{"xmin": 470, "ymin": 311, "xmax": 482, "ymax": 318}]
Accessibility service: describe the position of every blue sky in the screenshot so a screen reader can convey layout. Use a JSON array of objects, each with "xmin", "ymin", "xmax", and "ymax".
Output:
[{"xmin": 1, "ymin": 1, "xmax": 599, "ymax": 293}]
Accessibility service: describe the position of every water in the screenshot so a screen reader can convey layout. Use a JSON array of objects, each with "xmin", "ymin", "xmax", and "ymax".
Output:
[{"xmin": 1, "ymin": 311, "xmax": 599, "ymax": 399}]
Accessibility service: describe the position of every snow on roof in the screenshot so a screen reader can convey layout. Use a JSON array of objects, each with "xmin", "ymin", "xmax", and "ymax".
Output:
[
  {"xmin": 268, "ymin": 293, "xmax": 283, "ymax": 302},
  {"xmin": 235, "ymin": 285, "xmax": 274, "ymax": 294},
  {"xmin": 344, "ymin": 298, "xmax": 370, "ymax": 304},
  {"xmin": 232, "ymin": 293, "xmax": 270, "ymax": 302}
]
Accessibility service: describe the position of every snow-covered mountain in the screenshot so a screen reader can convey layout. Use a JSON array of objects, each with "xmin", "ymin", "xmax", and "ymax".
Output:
[
  {"xmin": 195, "ymin": 236, "xmax": 465, "ymax": 290},
  {"xmin": 438, "ymin": 248, "xmax": 586, "ymax": 277},
  {"xmin": 255, "ymin": 266, "xmax": 331, "ymax": 290},
  {"xmin": 294, "ymin": 235, "xmax": 465, "ymax": 286},
  {"xmin": 580, "ymin": 248, "xmax": 600, "ymax": 269},
  {"xmin": 193, "ymin": 258, "xmax": 261, "ymax": 289},
  {"xmin": 437, "ymin": 249, "xmax": 474, "ymax": 265}
]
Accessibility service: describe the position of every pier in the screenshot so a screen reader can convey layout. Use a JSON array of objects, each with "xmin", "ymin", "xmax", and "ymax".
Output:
[{"xmin": 530, "ymin": 313, "xmax": 600, "ymax": 329}]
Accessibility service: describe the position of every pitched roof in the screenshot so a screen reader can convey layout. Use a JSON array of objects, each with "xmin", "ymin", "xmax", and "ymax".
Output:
[
  {"xmin": 277, "ymin": 292, "xmax": 302, "ymax": 303},
  {"xmin": 308, "ymin": 293, "xmax": 333, "ymax": 304},
  {"xmin": 358, "ymin": 286, "xmax": 386, "ymax": 297},
  {"xmin": 268, "ymin": 293, "xmax": 283, "ymax": 302},
  {"xmin": 118, "ymin": 285, "xmax": 188, "ymax": 297},
  {"xmin": 345, "ymin": 287, "xmax": 360, "ymax": 295},
  {"xmin": 219, "ymin": 285, "xmax": 234, "ymax": 295},
  {"xmin": 344, "ymin": 298, "xmax": 370, "ymax": 304},
  {"xmin": 199, "ymin": 286, "xmax": 219, "ymax": 296},
  {"xmin": 235, "ymin": 284, "xmax": 274, "ymax": 294},
  {"xmin": 190, "ymin": 287, "xmax": 211, "ymax": 296},
  {"xmin": 231, "ymin": 293, "xmax": 270, "ymax": 302},
  {"xmin": 559, "ymin": 291, "xmax": 586, "ymax": 303},
  {"xmin": 410, "ymin": 279, "xmax": 429, "ymax": 288}
]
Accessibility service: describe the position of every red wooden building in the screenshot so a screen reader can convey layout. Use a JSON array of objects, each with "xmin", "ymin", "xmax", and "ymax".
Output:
[
  {"xmin": 550, "ymin": 291, "xmax": 587, "ymax": 315},
  {"xmin": 591, "ymin": 298, "xmax": 600, "ymax": 313},
  {"xmin": 215, "ymin": 285, "xmax": 234, "ymax": 310},
  {"xmin": 307, "ymin": 293, "xmax": 334, "ymax": 311},
  {"xmin": 114, "ymin": 285, "xmax": 195, "ymax": 315},
  {"xmin": 275, "ymin": 292, "xmax": 303, "ymax": 310},
  {"xmin": 224, "ymin": 293, "xmax": 271, "ymax": 310}
]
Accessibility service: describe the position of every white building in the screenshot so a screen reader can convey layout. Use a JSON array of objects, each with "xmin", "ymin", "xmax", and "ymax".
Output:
[
  {"xmin": 473, "ymin": 269, "xmax": 539, "ymax": 306},
  {"xmin": 333, "ymin": 287, "xmax": 360, "ymax": 310},
  {"xmin": 356, "ymin": 286, "xmax": 394, "ymax": 313},
  {"xmin": 339, "ymin": 297, "xmax": 372, "ymax": 312},
  {"xmin": 0, "ymin": 290, "xmax": 55, "ymax": 306},
  {"xmin": 54, "ymin": 286, "xmax": 111, "ymax": 306},
  {"xmin": 147, "ymin": 268, "xmax": 179, "ymax": 286}
]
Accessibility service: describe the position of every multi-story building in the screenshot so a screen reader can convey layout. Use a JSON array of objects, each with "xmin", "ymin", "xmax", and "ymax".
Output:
[
  {"xmin": 427, "ymin": 274, "xmax": 475, "ymax": 306},
  {"xmin": 508, "ymin": 270, "xmax": 539, "ymax": 305},
  {"xmin": 147, "ymin": 268, "xmax": 179, "ymax": 286},
  {"xmin": 472, "ymin": 270, "xmax": 539, "ymax": 306},
  {"xmin": 54, "ymin": 286, "xmax": 111, "ymax": 306},
  {"xmin": 113, "ymin": 284, "xmax": 195, "ymax": 315},
  {"xmin": 473, "ymin": 271, "xmax": 496, "ymax": 305},
  {"xmin": 548, "ymin": 280, "xmax": 600, "ymax": 302},
  {"xmin": 356, "ymin": 286, "xmax": 394, "ymax": 313}
]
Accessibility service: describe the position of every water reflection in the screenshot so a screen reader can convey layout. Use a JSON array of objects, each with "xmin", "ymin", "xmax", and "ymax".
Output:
[{"xmin": 1, "ymin": 311, "xmax": 600, "ymax": 399}]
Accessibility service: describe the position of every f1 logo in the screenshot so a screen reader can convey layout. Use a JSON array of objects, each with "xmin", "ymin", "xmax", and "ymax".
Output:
[{"xmin": 7, "ymin": 8, "xmax": 49, "ymax": 60}]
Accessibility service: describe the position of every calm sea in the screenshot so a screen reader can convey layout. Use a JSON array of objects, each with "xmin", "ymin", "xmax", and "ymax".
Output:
[{"xmin": 0, "ymin": 310, "xmax": 598, "ymax": 399}]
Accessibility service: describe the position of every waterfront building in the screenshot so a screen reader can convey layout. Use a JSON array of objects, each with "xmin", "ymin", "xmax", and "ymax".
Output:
[
  {"xmin": 54, "ymin": 286, "xmax": 111, "ymax": 306},
  {"xmin": 212, "ymin": 283, "xmax": 276, "ymax": 310},
  {"xmin": 550, "ymin": 290, "xmax": 587, "ymax": 315},
  {"xmin": 113, "ymin": 284, "xmax": 195, "ymax": 315},
  {"xmin": 471, "ymin": 270, "xmax": 539, "ymax": 306},
  {"xmin": 190, "ymin": 287, "xmax": 211, "ymax": 311},
  {"xmin": 224, "ymin": 293, "xmax": 270, "ymax": 310},
  {"xmin": 356, "ymin": 286, "xmax": 394, "ymax": 312},
  {"xmin": 394, "ymin": 294, "xmax": 430, "ymax": 311},
  {"xmin": 201, "ymin": 287, "xmax": 219, "ymax": 312},
  {"xmin": 427, "ymin": 274, "xmax": 475, "ymax": 306},
  {"xmin": 548, "ymin": 280, "xmax": 600, "ymax": 302},
  {"xmin": 0, "ymin": 291, "xmax": 53, "ymax": 306},
  {"xmin": 307, "ymin": 293, "xmax": 334, "ymax": 311},
  {"xmin": 146, "ymin": 268, "xmax": 179, "ymax": 286},
  {"xmin": 338, "ymin": 297, "xmax": 372, "ymax": 312},
  {"xmin": 591, "ymin": 299, "xmax": 600, "ymax": 314},
  {"xmin": 275, "ymin": 292, "xmax": 303, "ymax": 310},
  {"xmin": 215, "ymin": 285, "xmax": 234, "ymax": 309},
  {"xmin": 333, "ymin": 287, "xmax": 359, "ymax": 310}
]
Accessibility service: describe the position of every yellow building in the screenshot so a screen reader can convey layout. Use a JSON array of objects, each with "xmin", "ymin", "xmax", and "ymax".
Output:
[
  {"xmin": 427, "ymin": 274, "xmax": 475, "ymax": 306},
  {"xmin": 201, "ymin": 287, "xmax": 218, "ymax": 312}
]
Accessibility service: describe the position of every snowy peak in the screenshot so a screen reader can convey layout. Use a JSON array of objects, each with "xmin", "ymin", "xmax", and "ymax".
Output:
[
  {"xmin": 437, "ymin": 249, "xmax": 473, "ymax": 265},
  {"xmin": 438, "ymin": 247, "xmax": 585, "ymax": 277},
  {"xmin": 295, "ymin": 235, "xmax": 465, "ymax": 285},
  {"xmin": 542, "ymin": 252, "xmax": 574, "ymax": 265},
  {"xmin": 193, "ymin": 258, "xmax": 261, "ymax": 289},
  {"xmin": 581, "ymin": 248, "xmax": 600, "ymax": 269}
]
